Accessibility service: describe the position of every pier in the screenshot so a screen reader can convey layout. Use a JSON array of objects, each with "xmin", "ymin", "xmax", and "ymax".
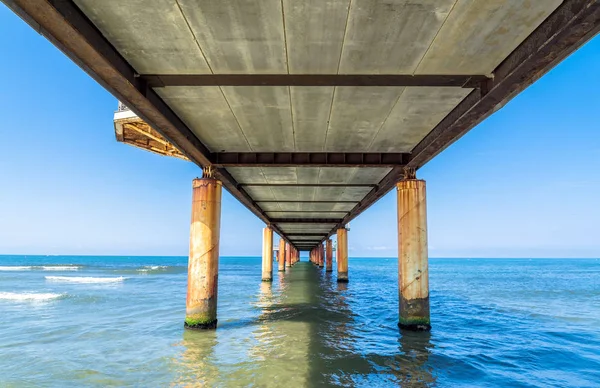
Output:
[{"xmin": 4, "ymin": 0, "xmax": 599, "ymax": 331}]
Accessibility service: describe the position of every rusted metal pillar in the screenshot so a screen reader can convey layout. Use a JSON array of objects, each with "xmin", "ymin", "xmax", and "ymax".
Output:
[
  {"xmin": 318, "ymin": 243, "xmax": 324, "ymax": 268},
  {"xmin": 186, "ymin": 175, "xmax": 221, "ymax": 330},
  {"xmin": 337, "ymin": 227, "xmax": 348, "ymax": 283},
  {"xmin": 278, "ymin": 239, "xmax": 286, "ymax": 272},
  {"xmin": 285, "ymin": 242, "xmax": 291, "ymax": 267},
  {"xmin": 326, "ymin": 239, "xmax": 333, "ymax": 272},
  {"xmin": 262, "ymin": 227, "xmax": 273, "ymax": 282},
  {"xmin": 397, "ymin": 171, "xmax": 430, "ymax": 331}
]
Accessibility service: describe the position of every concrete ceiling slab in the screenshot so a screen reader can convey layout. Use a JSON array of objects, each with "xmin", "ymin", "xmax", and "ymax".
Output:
[
  {"xmin": 339, "ymin": 0, "xmax": 456, "ymax": 73},
  {"xmin": 267, "ymin": 212, "xmax": 348, "ymax": 219},
  {"xmin": 156, "ymin": 87, "xmax": 250, "ymax": 152},
  {"xmin": 325, "ymin": 87, "xmax": 405, "ymax": 151},
  {"xmin": 259, "ymin": 202, "xmax": 356, "ymax": 212},
  {"xmin": 221, "ymin": 87, "xmax": 294, "ymax": 151},
  {"xmin": 74, "ymin": 0, "xmax": 210, "ymax": 74},
  {"xmin": 291, "ymin": 87, "xmax": 334, "ymax": 151},
  {"xmin": 314, "ymin": 187, "xmax": 372, "ymax": 201},
  {"xmin": 278, "ymin": 224, "xmax": 336, "ymax": 232},
  {"xmin": 177, "ymin": 0, "xmax": 287, "ymax": 73},
  {"xmin": 283, "ymin": 0, "xmax": 350, "ymax": 73},
  {"xmin": 244, "ymin": 187, "xmax": 277, "ymax": 201},
  {"xmin": 369, "ymin": 87, "xmax": 472, "ymax": 152},
  {"xmin": 416, "ymin": 0, "xmax": 563, "ymax": 74}
]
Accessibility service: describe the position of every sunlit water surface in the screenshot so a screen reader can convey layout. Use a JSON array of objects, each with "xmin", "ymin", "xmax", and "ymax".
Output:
[{"xmin": 0, "ymin": 256, "xmax": 599, "ymax": 387}]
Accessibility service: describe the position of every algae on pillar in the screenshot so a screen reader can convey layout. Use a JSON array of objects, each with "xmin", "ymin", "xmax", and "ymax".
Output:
[
  {"xmin": 278, "ymin": 239, "xmax": 286, "ymax": 272},
  {"xmin": 326, "ymin": 239, "xmax": 333, "ymax": 272},
  {"xmin": 262, "ymin": 227, "xmax": 273, "ymax": 282},
  {"xmin": 397, "ymin": 169, "xmax": 430, "ymax": 331},
  {"xmin": 337, "ymin": 228, "xmax": 348, "ymax": 282},
  {"xmin": 186, "ymin": 173, "xmax": 221, "ymax": 330}
]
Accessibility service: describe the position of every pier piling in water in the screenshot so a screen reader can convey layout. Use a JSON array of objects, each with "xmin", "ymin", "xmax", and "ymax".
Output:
[
  {"xmin": 326, "ymin": 239, "xmax": 333, "ymax": 272},
  {"xmin": 318, "ymin": 244, "xmax": 324, "ymax": 268},
  {"xmin": 336, "ymin": 228, "xmax": 348, "ymax": 282},
  {"xmin": 278, "ymin": 239, "xmax": 286, "ymax": 272},
  {"xmin": 186, "ymin": 176, "xmax": 221, "ymax": 330},
  {"xmin": 397, "ymin": 176, "xmax": 430, "ymax": 331},
  {"xmin": 262, "ymin": 227, "xmax": 273, "ymax": 282},
  {"xmin": 285, "ymin": 242, "xmax": 292, "ymax": 267}
]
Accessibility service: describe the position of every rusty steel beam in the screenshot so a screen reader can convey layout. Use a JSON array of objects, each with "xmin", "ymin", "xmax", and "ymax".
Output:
[
  {"xmin": 406, "ymin": 0, "xmax": 600, "ymax": 169},
  {"xmin": 142, "ymin": 74, "xmax": 490, "ymax": 88},
  {"xmin": 211, "ymin": 152, "xmax": 407, "ymax": 167},
  {"xmin": 1, "ymin": 0, "xmax": 300, "ymax": 245}
]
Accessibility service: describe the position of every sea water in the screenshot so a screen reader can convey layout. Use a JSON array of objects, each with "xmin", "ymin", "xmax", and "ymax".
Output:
[{"xmin": 0, "ymin": 256, "xmax": 598, "ymax": 387}]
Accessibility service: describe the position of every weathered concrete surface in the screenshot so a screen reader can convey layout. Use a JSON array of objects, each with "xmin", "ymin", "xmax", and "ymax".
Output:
[
  {"xmin": 284, "ymin": 0, "xmax": 350, "ymax": 74},
  {"xmin": 397, "ymin": 179, "xmax": 430, "ymax": 331},
  {"xmin": 177, "ymin": 0, "xmax": 287, "ymax": 73},
  {"xmin": 262, "ymin": 227, "xmax": 273, "ymax": 282},
  {"xmin": 74, "ymin": 0, "xmax": 211, "ymax": 74},
  {"xmin": 338, "ymin": 0, "xmax": 456, "ymax": 74},
  {"xmin": 221, "ymin": 87, "xmax": 295, "ymax": 151},
  {"xmin": 155, "ymin": 87, "xmax": 250, "ymax": 152},
  {"xmin": 186, "ymin": 178, "xmax": 221, "ymax": 330},
  {"xmin": 416, "ymin": 0, "xmax": 563, "ymax": 74}
]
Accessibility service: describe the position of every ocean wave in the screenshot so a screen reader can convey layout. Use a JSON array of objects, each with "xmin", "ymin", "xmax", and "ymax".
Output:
[
  {"xmin": 0, "ymin": 292, "xmax": 65, "ymax": 301},
  {"xmin": 40, "ymin": 266, "xmax": 80, "ymax": 271},
  {"xmin": 0, "ymin": 266, "xmax": 33, "ymax": 271},
  {"xmin": 0, "ymin": 265, "xmax": 81, "ymax": 271},
  {"xmin": 137, "ymin": 265, "xmax": 169, "ymax": 272},
  {"xmin": 45, "ymin": 276, "xmax": 126, "ymax": 284}
]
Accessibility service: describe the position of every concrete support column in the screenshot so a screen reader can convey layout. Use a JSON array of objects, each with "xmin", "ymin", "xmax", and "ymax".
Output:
[
  {"xmin": 278, "ymin": 239, "xmax": 285, "ymax": 272},
  {"xmin": 397, "ymin": 177, "xmax": 430, "ymax": 331},
  {"xmin": 186, "ymin": 177, "xmax": 222, "ymax": 330},
  {"xmin": 285, "ymin": 242, "xmax": 291, "ymax": 267},
  {"xmin": 337, "ymin": 228, "xmax": 348, "ymax": 283},
  {"xmin": 326, "ymin": 239, "xmax": 333, "ymax": 272},
  {"xmin": 261, "ymin": 227, "xmax": 273, "ymax": 282}
]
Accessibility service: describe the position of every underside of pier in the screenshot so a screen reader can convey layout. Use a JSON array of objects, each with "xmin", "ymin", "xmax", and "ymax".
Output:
[{"xmin": 5, "ymin": 0, "xmax": 599, "ymax": 250}]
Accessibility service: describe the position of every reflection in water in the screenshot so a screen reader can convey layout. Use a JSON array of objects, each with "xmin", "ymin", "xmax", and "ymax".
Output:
[
  {"xmin": 393, "ymin": 331, "xmax": 436, "ymax": 386},
  {"xmin": 175, "ymin": 330, "xmax": 219, "ymax": 387},
  {"xmin": 172, "ymin": 262, "xmax": 434, "ymax": 387}
]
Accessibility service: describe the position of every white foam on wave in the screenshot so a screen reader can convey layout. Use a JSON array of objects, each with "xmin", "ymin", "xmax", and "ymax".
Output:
[
  {"xmin": 41, "ymin": 266, "xmax": 80, "ymax": 271},
  {"xmin": 45, "ymin": 276, "xmax": 126, "ymax": 284},
  {"xmin": 0, "ymin": 292, "xmax": 65, "ymax": 301},
  {"xmin": 137, "ymin": 265, "xmax": 168, "ymax": 272},
  {"xmin": 0, "ymin": 266, "xmax": 33, "ymax": 271}
]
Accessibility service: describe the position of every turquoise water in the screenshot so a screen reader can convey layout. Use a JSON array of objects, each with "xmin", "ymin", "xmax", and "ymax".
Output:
[{"xmin": 0, "ymin": 256, "xmax": 599, "ymax": 387}]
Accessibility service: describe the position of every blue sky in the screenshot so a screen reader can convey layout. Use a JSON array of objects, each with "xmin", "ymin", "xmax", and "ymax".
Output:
[{"xmin": 1, "ymin": 5, "xmax": 599, "ymax": 258}]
